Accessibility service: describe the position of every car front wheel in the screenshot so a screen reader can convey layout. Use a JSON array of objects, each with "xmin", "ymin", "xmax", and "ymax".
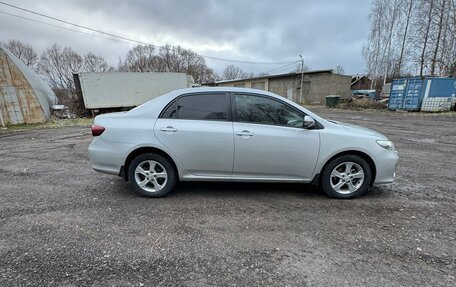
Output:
[
  {"xmin": 321, "ymin": 155, "xmax": 372, "ymax": 199},
  {"xmin": 128, "ymin": 153, "xmax": 177, "ymax": 197}
]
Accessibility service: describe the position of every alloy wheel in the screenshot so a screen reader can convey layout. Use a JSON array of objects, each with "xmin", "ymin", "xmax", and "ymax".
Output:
[
  {"xmin": 330, "ymin": 161, "xmax": 365, "ymax": 194},
  {"xmin": 134, "ymin": 160, "xmax": 168, "ymax": 192}
]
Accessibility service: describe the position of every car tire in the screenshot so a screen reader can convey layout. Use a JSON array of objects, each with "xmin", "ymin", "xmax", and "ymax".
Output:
[
  {"xmin": 320, "ymin": 155, "xmax": 372, "ymax": 199},
  {"xmin": 128, "ymin": 153, "xmax": 177, "ymax": 198}
]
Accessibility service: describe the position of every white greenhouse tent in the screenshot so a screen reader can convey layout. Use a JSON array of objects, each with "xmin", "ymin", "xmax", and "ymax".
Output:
[{"xmin": 0, "ymin": 46, "xmax": 57, "ymax": 125}]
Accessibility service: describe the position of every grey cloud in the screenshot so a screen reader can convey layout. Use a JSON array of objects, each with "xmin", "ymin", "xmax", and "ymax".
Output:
[{"xmin": 0, "ymin": 0, "xmax": 372, "ymax": 75}]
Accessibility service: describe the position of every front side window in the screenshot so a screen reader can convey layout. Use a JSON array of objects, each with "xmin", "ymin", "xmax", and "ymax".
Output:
[
  {"xmin": 161, "ymin": 94, "xmax": 227, "ymax": 121},
  {"xmin": 234, "ymin": 94, "xmax": 304, "ymax": 128}
]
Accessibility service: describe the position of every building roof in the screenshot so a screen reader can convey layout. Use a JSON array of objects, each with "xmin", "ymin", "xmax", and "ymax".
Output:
[
  {"xmin": 351, "ymin": 75, "xmax": 371, "ymax": 86},
  {"xmin": 205, "ymin": 69, "xmax": 335, "ymax": 85}
]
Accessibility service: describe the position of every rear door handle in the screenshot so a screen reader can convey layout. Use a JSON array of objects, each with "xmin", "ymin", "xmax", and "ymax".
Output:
[
  {"xmin": 160, "ymin": 126, "xmax": 178, "ymax": 133},
  {"xmin": 236, "ymin": 130, "xmax": 254, "ymax": 137}
]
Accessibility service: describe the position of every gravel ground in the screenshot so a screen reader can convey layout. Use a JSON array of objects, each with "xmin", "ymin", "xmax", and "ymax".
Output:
[{"xmin": 0, "ymin": 108, "xmax": 455, "ymax": 286}]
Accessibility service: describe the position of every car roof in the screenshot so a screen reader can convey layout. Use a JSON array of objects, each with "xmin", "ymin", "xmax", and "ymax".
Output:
[
  {"xmin": 164, "ymin": 87, "xmax": 298, "ymax": 104},
  {"xmin": 166, "ymin": 87, "xmax": 277, "ymax": 96}
]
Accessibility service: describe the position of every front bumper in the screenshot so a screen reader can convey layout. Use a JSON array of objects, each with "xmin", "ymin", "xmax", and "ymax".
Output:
[{"xmin": 373, "ymin": 150, "xmax": 399, "ymax": 184}]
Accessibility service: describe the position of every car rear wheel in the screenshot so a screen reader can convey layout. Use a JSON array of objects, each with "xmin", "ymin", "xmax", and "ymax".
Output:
[
  {"xmin": 128, "ymin": 153, "xmax": 177, "ymax": 197},
  {"xmin": 321, "ymin": 155, "xmax": 372, "ymax": 199}
]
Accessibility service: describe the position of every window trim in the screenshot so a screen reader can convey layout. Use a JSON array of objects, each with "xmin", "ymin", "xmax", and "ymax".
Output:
[
  {"xmin": 159, "ymin": 91, "xmax": 323, "ymax": 129},
  {"xmin": 158, "ymin": 92, "xmax": 231, "ymax": 122},
  {"xmin": 230, "ymin": 92, "xmax": 308, "ymax": 129}
]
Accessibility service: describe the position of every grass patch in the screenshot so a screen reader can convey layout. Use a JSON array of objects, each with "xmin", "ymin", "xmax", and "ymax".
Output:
[
  {"xmin": 0, "ymin": 117, "xmax": 93, "ymax": 133},
  {"xmin": 337, "ymin": 99, "xmax": 387, "ymax": 110}
]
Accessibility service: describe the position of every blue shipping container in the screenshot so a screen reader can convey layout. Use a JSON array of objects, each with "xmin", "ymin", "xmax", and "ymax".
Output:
[
  {"xmin": 388, "ymin": 77, "xmax": 456, "ymax": 111},
  {"xmin": 402, "ymin": 78, "xmax": 425, "ymax": 111},
  {"xmin": 388, "ymin": 79, "xmax": 407, "ymax": 110},
  {"xmin": 423, "ymin": 78, "xmax": 456, "ymax": 98}
]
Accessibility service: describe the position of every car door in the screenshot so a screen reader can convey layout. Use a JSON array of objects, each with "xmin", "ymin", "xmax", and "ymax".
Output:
[
  {"xmin": 154, "ymin": 92, "xmax": 234, "ymax": 177},
  {"xmin": 232, "ymin": 93, "xmax": 320, "ymax": 180}
]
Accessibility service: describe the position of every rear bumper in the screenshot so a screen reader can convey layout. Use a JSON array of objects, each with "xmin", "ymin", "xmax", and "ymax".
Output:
[
  {"xmin": 88, "ymin": 137, "xmax": 131, "ymax": 176},
  {"xmin": 373, "ymin": 150, "xmax": 399, "ymax": 184}
]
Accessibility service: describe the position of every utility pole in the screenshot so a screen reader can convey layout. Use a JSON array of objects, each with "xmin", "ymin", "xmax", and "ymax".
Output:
[{"xmin": 299, "ymin": 54, "xmax": 304, "ymax": 104}]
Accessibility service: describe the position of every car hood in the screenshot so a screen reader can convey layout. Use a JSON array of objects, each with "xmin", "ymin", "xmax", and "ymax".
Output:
[{"xmin": 329, "ymin": 120, "xmax": 388, "ymax": 139}]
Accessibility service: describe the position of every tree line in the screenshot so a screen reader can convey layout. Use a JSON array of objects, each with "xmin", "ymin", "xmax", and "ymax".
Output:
[
  {"xmin": 2, "ymin": 40, "xmax": 348, "ymax": 95},
  {"xmin": 1, "ymin": 40, "xmax": 218, "ymax": 92},
  {"xmin": 364, "ymin": 0, "xmax": 456, "ymax": 88},
  {"xmin": 1, "ymin": 39, "xmax": 286, "ymax": 94}
]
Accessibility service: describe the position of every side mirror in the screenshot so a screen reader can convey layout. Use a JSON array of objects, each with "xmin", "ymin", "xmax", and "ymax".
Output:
[{"xmin": 303, "ymin": 115, "xmax": 315, "ymax": 129}]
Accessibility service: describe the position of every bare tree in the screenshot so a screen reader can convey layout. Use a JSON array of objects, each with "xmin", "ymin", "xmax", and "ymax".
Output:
[
  {"xmin": 119, "ymin": 44, "xmax": 216, "ymax": 83},
  {"xmin": 2, "ymin": 39, "xmax": 38, "ymax": 69},
  {"xmin": 158, "ymin": 45, "xmax": 189, "ymax": 72},
  {"xmin": 381, "ymin": 0, "xmax": 401, "ymax": 84},
  {"xmin": 157, "ymin": 45, "xmax": 216, "ymax": 83},
  {"xmin": 439, "ymin": 0, "xmax": 456, "ymax": 76},
  {"xmin": 396, "ymin": 0, "xmax": 414, "ymax": 77},
  {"xmin": 419, "ymin": 0, "xmax": 434, "ymax": 76},
  {"xmin": 38, "ymin": 44, "xmax": 83, "ymax": 91},
  {"xmin": 430, "ymin": 0, "xmax": 446, "ymax": 75},
  {"xmin": 222, "ymin": 65, "xmax": 249, "ymax": 80},
  {"xmin": 83, "ymin": 52, "xmax": 109, "ymax": 72},
  {"xmin": 188, "ymin": 62, "xmax": 217, "ymax": 84},
  {"xmin": 334, "ymin": 65, "xmax": 345, "ymax": 74},
  {"xmin": 363, "ymin": 0, "xmax": 390, "ymax": 87},
  {"xmin": 435, "ymin": 1, "xmax": 451, "ymax": 76},
  {"xmin": 450, "ymin": 61, "xmax": 456, "ymax": 77},
  {"xmin": 256, "ymin": 72, "xmax": 269, "ymax": 77},
  {"xmin": 364, "ymin": 0, "xmax": 456, "ymax": 79},
  {"xmin": 118, "ymin": 44, "xmax": 158, "ymax": 72}
]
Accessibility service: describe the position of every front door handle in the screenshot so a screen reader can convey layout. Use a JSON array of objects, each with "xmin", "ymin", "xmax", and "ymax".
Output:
[
  {"xmin": 160, "ymin": 126, "xmax": 178, "ymax": 133},
  {"xmin": 236, "ymin": 130, "xmax": 254, "ymax": 137}
]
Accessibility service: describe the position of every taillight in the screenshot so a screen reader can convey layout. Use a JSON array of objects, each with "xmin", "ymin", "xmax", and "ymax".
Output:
[{"xmin": 91, "ymin": 125, "xmax": 105, "ymax": 136}]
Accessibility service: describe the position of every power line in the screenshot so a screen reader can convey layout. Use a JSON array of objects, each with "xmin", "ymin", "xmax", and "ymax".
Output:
[
  {"xmin": 263, "ymin": 60, "xmax": 300, "ymax": 74},
  {"xmin": 201, "ymin": 55, "xmax": 293, "ymax": 65},
  {"xmin": 0, "ymin": 10, "xmax": 137, "ymax": 45},
  {"xmin": 0, "ymin": 1, "xmax": 151, "ymax": 46},
  {"xmin": 0, "ymin": 1, "xmax": 296, "ymax": 65}
]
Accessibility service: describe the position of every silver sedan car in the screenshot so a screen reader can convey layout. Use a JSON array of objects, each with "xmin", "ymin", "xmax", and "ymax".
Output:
[{"xmin": 88, "ymin": 87, "xmax": 398, "ymax": 199}]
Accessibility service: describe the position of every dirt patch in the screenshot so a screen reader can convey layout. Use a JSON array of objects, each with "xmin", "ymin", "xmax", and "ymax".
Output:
[{"xmin": 0, "ymin": 109, "xmax": 455, "ymax": 286}]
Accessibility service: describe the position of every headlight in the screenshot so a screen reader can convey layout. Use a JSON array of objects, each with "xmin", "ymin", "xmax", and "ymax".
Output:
[{"xmin": 376, "ymin": 140, "xmax": 394, "ymax": 150}]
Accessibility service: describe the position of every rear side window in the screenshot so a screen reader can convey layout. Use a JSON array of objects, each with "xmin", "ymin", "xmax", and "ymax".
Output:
[
  {"xmin": 161, "ymin": 100, "xmax": 178, "ymax": 119},
  {"xmin": 161, "ymin": 94, "xmax": 227, "ymax": 121}
]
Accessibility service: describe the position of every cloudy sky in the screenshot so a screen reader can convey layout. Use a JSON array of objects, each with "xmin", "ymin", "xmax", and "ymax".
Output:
[{"xmin": 0, "ymin": 0, "xmax": 372, "ymax": 75}]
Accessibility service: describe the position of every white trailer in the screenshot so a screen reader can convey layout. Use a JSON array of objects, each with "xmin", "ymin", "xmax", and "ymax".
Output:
[{"xmin": 75, "ymin": 72, "xmax": 195, "ymax": 110}]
